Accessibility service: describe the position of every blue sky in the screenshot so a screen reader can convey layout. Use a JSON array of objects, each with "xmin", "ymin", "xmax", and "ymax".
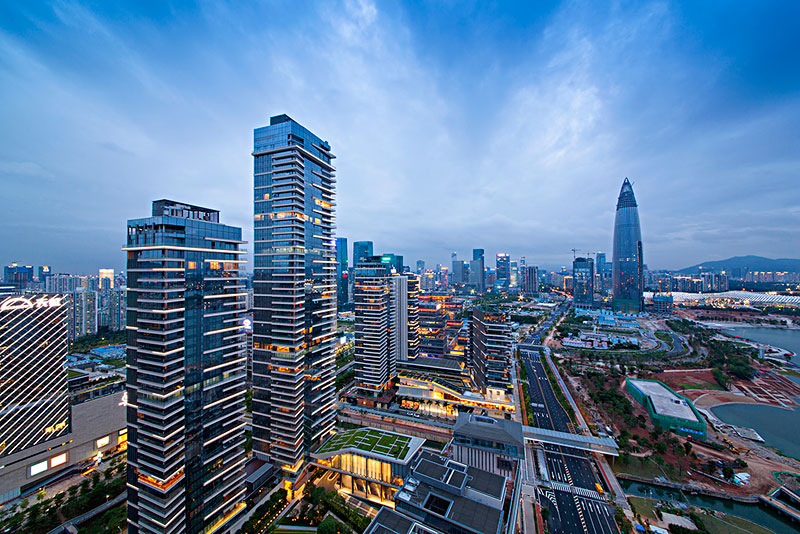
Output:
[{"xmin": 1, "ymin": 0, "xmax": 799, "ymax": 273}]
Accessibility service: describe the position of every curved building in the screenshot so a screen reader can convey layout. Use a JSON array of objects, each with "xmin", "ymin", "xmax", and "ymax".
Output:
[{"xmin": 612, "ymin": 178, "xmax": 644, "ymax": 313}]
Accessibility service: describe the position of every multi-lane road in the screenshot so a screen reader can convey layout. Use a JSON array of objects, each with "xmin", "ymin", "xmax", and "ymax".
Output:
[{"xmin": 519, "ymin": 328, "xmax": 619, "ymax": 534}]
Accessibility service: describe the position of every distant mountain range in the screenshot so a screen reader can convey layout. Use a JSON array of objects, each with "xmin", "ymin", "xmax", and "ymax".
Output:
[{"xmin": 676, "ymin": 255, "xmax": 800, "ymax": 274}]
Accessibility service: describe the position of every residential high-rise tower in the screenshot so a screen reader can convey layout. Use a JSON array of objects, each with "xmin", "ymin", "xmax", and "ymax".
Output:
[
  {"xmin": 125, "ymin": 200, "xmax": 248, "ymax": 534},
  {"xmin": 252, "ymin": 115, "xmax": 337, "ymax": 480}
]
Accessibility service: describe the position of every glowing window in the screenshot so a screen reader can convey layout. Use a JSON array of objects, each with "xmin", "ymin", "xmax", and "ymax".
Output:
[
  {"xmin": 188, "ymin": 261, "xmax": 198, "ymax": 269},
  {"xmin": 31, "ymin": 461, "xmax": 48, "ymax": 476},
  {"xmin": 119, "ymin": 428, "xmax": 128, "ymax": 436},
  {"xmin": 96, "ymin": 436, "xmax": 110, "ymax": 448},
  {"xmin": 50, "ymin": 453, "xmax": 67, "ymax": 468},
  {"xmin": 118, "ymin": 432, "xmax": 128, "ymax": 444}
]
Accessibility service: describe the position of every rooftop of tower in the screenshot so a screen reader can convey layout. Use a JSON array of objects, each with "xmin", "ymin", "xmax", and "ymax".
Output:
[{"xmin": 616, "ymin": 177, "xmax": 638, "ymax": 210}]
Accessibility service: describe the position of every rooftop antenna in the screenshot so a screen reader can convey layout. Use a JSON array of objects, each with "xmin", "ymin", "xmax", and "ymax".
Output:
[{"xmin": 571, "ymin": 248, "xmax": 579, "ymax": 260}]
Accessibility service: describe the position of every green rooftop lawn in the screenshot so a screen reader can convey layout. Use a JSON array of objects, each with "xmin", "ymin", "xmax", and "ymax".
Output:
[{"xmin": 317, "ymin": 428, "xmax": 413, "ymax": 460}]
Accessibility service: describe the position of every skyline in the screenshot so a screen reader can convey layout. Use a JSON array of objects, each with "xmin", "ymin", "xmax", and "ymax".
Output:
[{"xmin": 3, "ymin": 1, "xmax": 800, "ymax": 273}]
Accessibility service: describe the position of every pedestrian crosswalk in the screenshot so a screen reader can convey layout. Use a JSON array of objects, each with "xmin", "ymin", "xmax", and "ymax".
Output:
[{"xmin": 550, "ymin": 481, "xmax": 605, "ymax": 501}]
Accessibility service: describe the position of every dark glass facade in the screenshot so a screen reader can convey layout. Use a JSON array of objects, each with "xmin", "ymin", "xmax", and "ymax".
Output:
[
  {"xmin": 470, "ymin": 307, "xmax": 512, "ymax": 394},
  {"xmin": 612, "ymin": 178, "xmax": 644, "ymax": 312},
  {"xmin": 125, "ymin": 201, "xmax": 247, "ymax": 534},
  {"xmin": 572, "ymin": 257, "xmax": 594, "ymax": 307},
  {"xmin": 353, "ymin": 241, "xmax": 373, "ymax": 268},
  {"xmin": 336, "ymin": 237, "xmax": 349, "ymax": 309}
]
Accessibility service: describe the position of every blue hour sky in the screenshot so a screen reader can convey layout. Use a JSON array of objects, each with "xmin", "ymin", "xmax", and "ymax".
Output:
[{"xmin": 1, "ymin": 1, "xmax": 799, "ymax": 274}]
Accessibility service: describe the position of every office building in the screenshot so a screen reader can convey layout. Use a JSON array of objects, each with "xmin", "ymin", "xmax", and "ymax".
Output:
[
  {"xmin": 125, "ymin": 200, "xmax": 248, "ymax": 534},
  {"xmin": 353, "ymin": 241, "xmax": 374, "ymax": 268},
  {"xmin": 572, "ymin": 257, "xmax": 594, "ymax": 307},
  {"xmin": 452, "ymin": 260, "xmax": 468, "ymax": 286},
  {"xmin": 381, "ymin": 253, "xmax": 404, "ymax": 274},
  {"xmin": 252, "ymin": 115, "xmax": 337, "ymax": 480},
  {"xmin": 495, "ymin": 254, "xmax": 510, "ymax": 287},
  {"xmin": 38, "ymin": 265, "xmax": 52, "ymax": 288},
  {"xmin": 470, "ymin": 307, "xmax": 512, "ymax": 396},
  {"xmin": 416, "ymin": 260, "xmax": 425, "ymax": 274},
  {"xmin": 524, "ymin": 266, "xmax": 539, "ymax": 295},
  {"xmin": 612, "ymin": 178, "xmax": 644, "ymax": 313},
  {"xmin": 336, "ymin": 237, "xmax": 349, "ymax": 309},
  {"xmin": 0, "ymin": 293, "xmax": 71, "ymax": 458},
  {"xmin": 3, "ymin": 263, "xmax": 33, "ymax": 291},
  {"xmin": 596, "ymin": 252, "xmax": 607, "ymax": 292}
]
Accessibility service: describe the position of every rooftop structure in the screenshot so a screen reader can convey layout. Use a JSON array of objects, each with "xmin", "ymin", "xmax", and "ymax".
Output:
[
  {"xmin": 394, "ymin": 451, "xmax": 507, "ymax": 534},
  {"xmin": 451, "ymin": 414, "xmax": 523, "ymax": 477},
  {"xmin": 626, "ymin": 378, "xmax": 706, "ymax": 438},
  {"xmin": 314, "ymin": 428, "xmax": 424, "ymax": 463}
]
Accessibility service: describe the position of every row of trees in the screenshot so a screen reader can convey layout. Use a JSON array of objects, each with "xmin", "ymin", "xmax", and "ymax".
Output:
[{"xmin": 237, "ymin": 488, "xmax": 288, "ymax": 534}]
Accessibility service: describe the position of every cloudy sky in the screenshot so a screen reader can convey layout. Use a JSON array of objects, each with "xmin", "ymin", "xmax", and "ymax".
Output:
[{"xmin": 2, "ymin": 1, "xmax": 799, "ymax": 274}]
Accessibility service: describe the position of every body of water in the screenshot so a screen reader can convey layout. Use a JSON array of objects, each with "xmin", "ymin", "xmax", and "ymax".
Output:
[
  {"xmin": 620, "ymin": 480, "xmax": 798, "ymax": 534},
  {"xmin": 712, "ymin": 326, "xmax": 800, "ymax": 459},
  {"xmin": 722, "ymin": 326, "xmax": 800, "ymax": 366}
]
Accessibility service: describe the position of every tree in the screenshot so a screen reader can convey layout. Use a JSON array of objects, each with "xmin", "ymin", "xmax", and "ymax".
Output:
[
  {"xmin": 104, "ymin": 467, "xmax": 115, "ymax": 480},
  {"xmin": 19, "ymin": 498, "xmax": 29, "ymax": 511},
  {"xmin": 80, "ymin": 479, "xmax": 91, "ymax": 495},
  {"xmin": 318, "ymin": 517, "xmax": 346, "ymax": 534},
  {"xmin": 36, "ymin": 489, "xmax": 46, "ymax": 502},
  {"xmin": 92, "ymin": 471, "xmax": 101, "ymax": 488},
  {"xmin": 67, "ymin": 485, "xmax": 78, "ymax": 499},
  {"xmin": 683, "ymin": 441, "xmax": 692, "ymax": 456},
  {"xmin": 723, "ymin": 466, "xmax": 734, "ymax": 481},
  {"xmin": 654, "ymin": 441, "xmax": 667, "ymax": 455},
  {"xmin": 541, "ymin": 506, "xmax": 551, "ymax": 521}
]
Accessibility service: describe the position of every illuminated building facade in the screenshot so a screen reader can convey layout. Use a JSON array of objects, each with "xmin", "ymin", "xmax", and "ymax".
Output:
[
  {"xmin": 470, "ymin": 307, "xmax": 512, "ymax": 395},
  {"xmin": 3, "ymin": 263, "xmax": 33, "ymax": 291},
  {"xmin": 252, "ymin": 115, "xmax": 337, "ymax": 478},
  {"xmin": 495, "ymin": 253, "xmax": 510, "ymax": 287},
  {"xmin": 354, "ymin": 257, "xmax": 409, "ymax": 397},
  {"xmin": 406, "ymin": 276, "xmax": 420, "ymax": 360},
  {"xmin": 612, "ymin": 178, "xmax": 644, "ymax": 313},
  {"xmin": 524, "ymin": 266, "xmax": 539, "ymax": 295},
  {"xmin": 125, "ymin": 200, "xmax": 248, "ymax": 534},
  {"xmin": 0, "ymin": 294, "xmax": 71, "ymax": 458}
]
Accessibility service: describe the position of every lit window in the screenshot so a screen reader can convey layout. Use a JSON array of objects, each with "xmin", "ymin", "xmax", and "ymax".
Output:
[
  {"xmin": 31, "ymin": 461, "xmax": 48, "ymax": 476},
  {"xmin": 188, "ymin": 261, "xmax": 197, "ymax": 269},
  {"xmin": 118, "ymin": 432, "xmax": 128, "ymax": 444},
  {"xmin": 96, "ymin": 436, "xmax": 110, "ymax": 448},
  {"xmin": 50, "ymin": 453, "xmax": 67, "ymax": 468}
]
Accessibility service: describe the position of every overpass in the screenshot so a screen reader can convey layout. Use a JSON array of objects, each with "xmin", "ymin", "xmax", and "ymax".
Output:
[{"xmin": 523, "ymin": 425, "xmax": 619, "ymax": 456}]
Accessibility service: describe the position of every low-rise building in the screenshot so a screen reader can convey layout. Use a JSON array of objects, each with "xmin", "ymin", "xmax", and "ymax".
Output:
[
  {"xmin": 626, "ymin": 378, "xmax": 706, "ymax": 439},
  {"xmin": 450, "ymin": 414, "xmax": 524, "ymax": 478},
  {"xmin": 311, "ymin": 427, "xmax": 426, "ymax": 506}
]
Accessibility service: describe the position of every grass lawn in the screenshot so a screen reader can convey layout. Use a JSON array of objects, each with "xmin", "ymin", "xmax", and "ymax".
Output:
[
  {"xmin": 613, "ymin": 457, "xmax": 680, "ymax": 481},
  {"xmin": 628, "ymin": 497, "xmax": 658, "ymax": 520},
  {"xmin": 675, "ymin": 381, "xmax": 723, "ymax": 391},
  {"xmin": 701, "ymin": 512, "xmax": 775, "ymax": 534},
  {"xmin": 317, "ymin": 428, "xmax": 412, "ymax": 460}
]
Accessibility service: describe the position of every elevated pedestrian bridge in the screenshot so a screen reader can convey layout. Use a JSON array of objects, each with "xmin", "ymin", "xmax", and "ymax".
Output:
[{"xmin": 523, "ymin": 425, "xmax": 619, "ymax": 456}]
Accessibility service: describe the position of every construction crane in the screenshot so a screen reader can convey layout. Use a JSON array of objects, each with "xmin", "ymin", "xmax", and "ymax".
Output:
[{"xmin": 571, "ymin": 248, "xmax": 579, "ymax": 259}]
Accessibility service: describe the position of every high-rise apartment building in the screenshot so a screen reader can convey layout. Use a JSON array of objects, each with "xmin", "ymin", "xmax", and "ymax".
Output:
[
  {"xmin": 407, "ymin": 276, "xmax": 420, "ymax": 360},
  {"xmin": 353, "ymin": 241, "xmax": 374, "ymax": 267},
  {"xmin": 70, "ymin": 288, "xmax": 98, "ymax": 339},
  {"xmin": 470, "ymin": 307, "xmax": 512, "ymax": 395},
  {"xmin": 125, "ymin": 200, "xmax": 248, "ymax": 534},
  {"xmin": 572, "ymin": 257, "xmax": 595, "ymax": 307},
  {"xmin": 252, "ymin": 115, "xmax": 336, "ymax": 480},
  {"xmin": 509, "ymin": 260, "xmax": 518, "ymax": 287},
  {"xmin": 612, "ymin": 178, "xmax": 644, "ymax": 313},
  {"xmin": 596, "ymin": 252, "xmax": 607, "ymax": 292},
  {"xmin": 495, "ymin": 254, "xmax": 510, "ymax": 287},
  {"xmin": 38, "ymin": 266, "xmax": 52, "ymax": 288},
  {"xmin": 353, "ymin": 258, "xmax": 408, "ymax": 398},
  {"xmin": 336, "ymin": 237, "xmax": 349, "ymax": 309},
  {"xmin": 46, "ymin": 274, "xmax": 82, "ymax": 294},
  {"xmin": 0, "ymin": 293, "xmax": 71, "ymax": 458}
]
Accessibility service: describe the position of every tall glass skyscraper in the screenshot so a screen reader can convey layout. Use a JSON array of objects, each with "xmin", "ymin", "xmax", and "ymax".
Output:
[
  {"xmin": 353, "ymin": 241, "xmax": 373, "ymax": 267},
  {"xmin": 125, "ymin": 200, "xmax": 247, "ymax": 534},
  {"xmin": 336, "ymin": 237, "xmax": 349, "ymax": 309},
  {"xmin": 612, "ymin": 178, "xmax": 644, "ymax": 313},
  {"xmin": 252, "ymin": 115, "xmax": 337, "ymax": 481}
]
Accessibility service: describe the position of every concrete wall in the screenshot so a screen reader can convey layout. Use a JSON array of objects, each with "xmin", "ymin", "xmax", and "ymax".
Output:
[{"xmin": 0, "ymin": 391, "xmax": 126, "ymax": 501}]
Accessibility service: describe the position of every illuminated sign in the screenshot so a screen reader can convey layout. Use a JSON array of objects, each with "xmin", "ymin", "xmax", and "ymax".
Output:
[
  {"xmin": 96, "ymin": 436, "xmax": 110, "ymax": 448},
  {"xmin": 240, "ymin": 314, "xmax": 253, "ymax": 333},
  {"xmin": 0, "ymin": 296, "xmax": 63, "ymax": 313},
  {"xmin": 119, "ymin": 391, "xmax": 128, "ymax": 407},
  {"xmin": 50, "ymin": 453, "xmax": 67, "ymax": 468},
  {"xmin": 30, "ymin": 461, "xmax": 48, "ymax": 476},
  {"xmin": 44, "ymin": 421, "xmax": 67, "ymax": 434}
]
